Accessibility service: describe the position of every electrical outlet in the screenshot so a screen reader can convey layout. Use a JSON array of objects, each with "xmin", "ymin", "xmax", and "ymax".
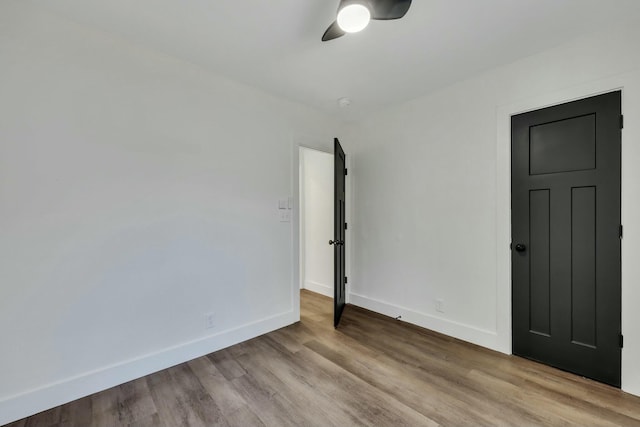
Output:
[
  {"xmin": 435, "ymin": 298, "xmax": 445, "ymax": 313},
  {"xmin": 204, "ymin": 312, "xmax": 215, "ymax": 329}
]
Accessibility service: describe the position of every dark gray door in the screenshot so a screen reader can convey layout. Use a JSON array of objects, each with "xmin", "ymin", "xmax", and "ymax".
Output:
[
  {"xmin": 332, "ymin": 138, "xmax": 346, "ymax": 327},
  {"xmin": 511, "ymin": 91, "xmax": 622, "ymax": 387}
]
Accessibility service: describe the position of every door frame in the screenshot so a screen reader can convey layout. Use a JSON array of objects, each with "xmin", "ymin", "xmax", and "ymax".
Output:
[
  {"xmin": 291, "ymin": 135, "xmax": 351, "ymax": 323},
  {"xmin": 496, "ymin": 77, "xmax": 627, "ymax": 357}
]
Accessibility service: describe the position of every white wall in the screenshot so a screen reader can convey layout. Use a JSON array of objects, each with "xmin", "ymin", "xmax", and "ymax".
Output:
[
  {"xmin": 345, "ymin": 24, "xmax": 640, "ymax": 396},
  {"xmin": 300, "ymin": 148, "xmax": 334, "ymax": 297},
  {"xmin": 0, "ymin": 2, "xmax": 337, "ymax": 424}
]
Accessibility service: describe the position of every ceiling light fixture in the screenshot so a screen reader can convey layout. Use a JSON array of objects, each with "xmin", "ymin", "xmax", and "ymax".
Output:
[
  {"xmin": 336, "ymin": 3, "xmax": 371, "ymax": 33},
  {"xmin": 322, "ymin": 0, "xmax": 412, "ymax": 42}
]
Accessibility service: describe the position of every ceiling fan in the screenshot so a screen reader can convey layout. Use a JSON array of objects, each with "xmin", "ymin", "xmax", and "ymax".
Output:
[{"xmin": 322, "ymin": 0, "xmax": 412, "ymax": 42}]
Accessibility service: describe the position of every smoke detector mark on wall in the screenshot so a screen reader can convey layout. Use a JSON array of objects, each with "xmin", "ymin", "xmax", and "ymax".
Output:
[{"xmin": 337, "ymin": 97, "xmax": 352, "ymax": 108}]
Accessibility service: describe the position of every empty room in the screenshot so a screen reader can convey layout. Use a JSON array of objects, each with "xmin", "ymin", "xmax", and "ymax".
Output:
[{"xmin": 2, "ymin": 0, "xmax": 640, "ymax": 425}]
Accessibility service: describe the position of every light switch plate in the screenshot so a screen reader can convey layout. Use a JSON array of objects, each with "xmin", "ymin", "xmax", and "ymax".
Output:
[{"xmin": 279, "ymin": 210, "xmax": 291, "ymax": 222}]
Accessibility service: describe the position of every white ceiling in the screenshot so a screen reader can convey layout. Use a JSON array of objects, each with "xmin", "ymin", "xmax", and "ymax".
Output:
[{"xmin": 28, "ymin": 0, "xmax": 640, "ymax": 120}]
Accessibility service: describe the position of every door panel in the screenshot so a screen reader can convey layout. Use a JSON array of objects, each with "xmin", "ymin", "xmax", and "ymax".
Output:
[
  {"xmin": 333, "ymin": 138, "xmax": 346, "ymax": 327},
  {"xmin": 529, "ymin": 114, "xmax": 596, "ymax": 174},
  {"xmin": 571, "ymin": 186, "xmax": 596, "ymax": 347},
  {"xmin": 512, "ymin": 91, "xmax": 621, "ymax": 387},
  {"xmin": 529, "ymin": 189, "xmax": 551, "ymax": 336}
]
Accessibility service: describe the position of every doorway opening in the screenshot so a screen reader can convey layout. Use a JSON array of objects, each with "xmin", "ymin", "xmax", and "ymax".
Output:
[{"xmin": 299, "ymin": 146, "xmax": 334, "ymax": 299}]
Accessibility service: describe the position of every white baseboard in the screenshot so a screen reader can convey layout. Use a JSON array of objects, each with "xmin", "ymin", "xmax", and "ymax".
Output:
[
  {"xmin": 304, "ymin": 280, "xmax": 333, "ymax": 298},
  {"xmin": 0, "ymin": 310, "xmax": 295, "ymax": 426},
  {"xmin": 348, "ymin": 292, "xmax": 505, "ymax": 353}
]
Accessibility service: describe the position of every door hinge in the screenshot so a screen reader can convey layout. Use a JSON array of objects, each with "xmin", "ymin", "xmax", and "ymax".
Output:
[
  {"xmin": 344, "ymin": 222, "xmax": 348, "ymax": 230},
  {"xmin": 344, "ymin": 168, "xmax": 348, "ymax": 176},
  {"xmin": 510, "ymin": 242, "xmax": 512, "ymax": 250},
  {"xmin": 620, "ymin": 225, "xmax": 623, "ymax": 239},
  {"xmin": 620, "ymin": 334, "xmax": 624, "ymax": 348},
  {"xmin": 345, "ymin": 276, "xmax": 348, "ymax": 284},
  {"xmin": 620, "ymin": 115, "xmax": 624, "ymax": 130}
]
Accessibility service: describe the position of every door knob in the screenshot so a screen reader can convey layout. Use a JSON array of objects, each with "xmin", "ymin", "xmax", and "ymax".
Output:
[
  {"xmin": 329, "ymin": 240, "xmax": 344, "ymax": 246},
  {"xmin": 514, "ymin": 243, "xmax": 526, "ymax": 252}
]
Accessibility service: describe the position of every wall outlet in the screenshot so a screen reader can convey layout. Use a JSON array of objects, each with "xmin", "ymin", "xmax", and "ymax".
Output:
[
  {"xmin": 435, "ymin": 298, "xmax": 445, "ymax": 313},
  {"xmin": 204, "ymin": 312, "xmax": 216, "ymax": 329}
]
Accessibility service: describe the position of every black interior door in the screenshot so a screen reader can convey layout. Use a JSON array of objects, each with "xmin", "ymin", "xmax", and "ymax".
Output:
[
  {"xmin": 512, "ymin": 91, "xmax": 622, "ymax": 387},
  {"xmin": 332, "ymin": 138, "xmax": 346, "ymax": 327}
]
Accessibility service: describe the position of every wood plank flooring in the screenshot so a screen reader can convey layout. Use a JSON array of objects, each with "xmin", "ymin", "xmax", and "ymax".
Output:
[{"xmin": 6, "ymin": 289, "xmax": 640, "ymax": 426}]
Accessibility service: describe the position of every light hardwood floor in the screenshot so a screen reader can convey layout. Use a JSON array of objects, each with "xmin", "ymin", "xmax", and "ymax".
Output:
[{"xmin": 6, "ymin": 290, "xmax": 640, "ymax": 426}]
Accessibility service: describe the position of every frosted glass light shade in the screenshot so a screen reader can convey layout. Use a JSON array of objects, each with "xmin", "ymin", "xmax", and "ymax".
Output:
[{"xmin": 336, "ymin": 4, "xmax": 371, "ymax": 33}]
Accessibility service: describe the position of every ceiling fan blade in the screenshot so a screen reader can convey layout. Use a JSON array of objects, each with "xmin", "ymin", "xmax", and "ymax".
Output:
[
  {"xmin": 370, "ymin": 0, "xmax": 412, "ymax": 20},
  {"xmin": 322, "ymin": 21, "xmax": 346, "ymax": 42}
]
